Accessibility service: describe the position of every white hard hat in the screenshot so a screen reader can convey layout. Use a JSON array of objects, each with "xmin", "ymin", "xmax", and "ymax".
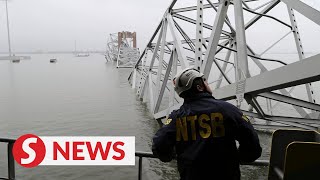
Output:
[{"xmin": 173, "ymin": 68, "xmax": 204, "ymax": 96}]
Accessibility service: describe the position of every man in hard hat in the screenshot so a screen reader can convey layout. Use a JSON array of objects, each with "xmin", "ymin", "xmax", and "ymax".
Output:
[{"xmin": 152, "ymin": 68, "xmax": 262, "ymax": 180}]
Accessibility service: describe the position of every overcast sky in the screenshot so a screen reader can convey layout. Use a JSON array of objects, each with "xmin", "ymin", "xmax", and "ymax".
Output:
[
  {"xmin": 0, "ymin": 0, "xmax": 319, "ymax": 53},
  {"xmin": 0, "ymin": 0, "xmax": 173, "ymax": 52}
]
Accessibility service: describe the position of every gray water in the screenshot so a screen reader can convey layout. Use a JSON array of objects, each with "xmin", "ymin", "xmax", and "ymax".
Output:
[{"xmin": 0, "ymin": 54, "xmax": 270, "ymax": 180}]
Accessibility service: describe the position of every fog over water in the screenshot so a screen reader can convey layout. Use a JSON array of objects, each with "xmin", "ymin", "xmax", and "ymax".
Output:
[{"xmin": 0, "ymin": 54, "xmax": 272, "ymax": 179}]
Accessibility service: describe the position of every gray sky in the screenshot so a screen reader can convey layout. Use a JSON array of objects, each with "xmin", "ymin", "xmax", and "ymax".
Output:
[
  {"xmin": 0, "ymin": 0, "xmax": 319, "ymax": 53},
  {"xmin": 0, "ymin": 0, "xmax": 172, "ymax": 52}
]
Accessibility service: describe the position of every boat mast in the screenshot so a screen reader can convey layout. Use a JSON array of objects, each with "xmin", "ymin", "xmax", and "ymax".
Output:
[
  {"xmin": 5, "ymin": 0, "xmax": 12, "ymax": 56},
  {"xmin": 74, "ymin": 40, "xmax": 77, "ymax": 53}
]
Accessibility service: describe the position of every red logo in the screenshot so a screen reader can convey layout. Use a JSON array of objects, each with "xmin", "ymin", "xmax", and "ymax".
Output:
[
  {"xmin": 13, "ymin": 134, "xmax": 46, "ymax": 168},
  {"xmin": 12, "ymin": 135, "xmax": 134, "ymax": 167}
]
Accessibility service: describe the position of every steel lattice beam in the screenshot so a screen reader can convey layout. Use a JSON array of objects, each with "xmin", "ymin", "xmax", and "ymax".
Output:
[
  {"xmin": 212, "ymin": 53, "xmax": 320, "ymax": 100},
  {"xmin": 128, "ymin": 0, "xmax": 320, "ymax": 131}
]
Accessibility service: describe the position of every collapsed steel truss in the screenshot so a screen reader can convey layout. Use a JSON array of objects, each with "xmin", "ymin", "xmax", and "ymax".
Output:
[
  {"xmin": 105, "ymin": 33, "xmax": 119, "ymax": 62},
  {"xmin": 129, "ymin": 0, "xmax": 320, "ymax": 131},
  {"xmin": 106, "ymin": 32, "xmax": 140, "ymax": 68}
]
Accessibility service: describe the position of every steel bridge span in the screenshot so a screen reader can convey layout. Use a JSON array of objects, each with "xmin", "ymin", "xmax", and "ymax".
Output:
[{"xmin": 126, "ymin": 0, "xmax": 320, "ymax": 131}]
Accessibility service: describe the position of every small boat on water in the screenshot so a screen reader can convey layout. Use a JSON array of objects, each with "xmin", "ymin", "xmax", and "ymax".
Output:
[
  {"xmin": 50, "ymin": 58, "xmax": 57, "ymax": 63},
  {"xmin": 12, "ymin": 59, "xmax": 20, "ymax": 63},
  {"xmin": 74, "ymin": 41, "xmax": 90, "ymax": 57},
  {"xmin": 75, "ymin": 53, "xmax": 90, "ymax": 57},
  {"xmin": 10, "ymin": 54, "xmax": 21, "ymax": 63}
]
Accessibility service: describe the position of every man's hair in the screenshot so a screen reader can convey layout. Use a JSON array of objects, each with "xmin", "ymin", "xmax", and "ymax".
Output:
[{"xmin": 179, "ymin": 77, "xmax": 205, "ymax": 98}]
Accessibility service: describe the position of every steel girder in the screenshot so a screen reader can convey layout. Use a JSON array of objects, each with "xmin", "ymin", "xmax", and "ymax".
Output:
[
  {"xmin": 105, "ymin": 33, "xmax": 119, "ymax": 62},
  {"xmin": 106, "ymin": 32, "xmax": 140, "ymax": 68},
  {"xmin": 129, "ymin": 0, "xmax": 320, "ymax": 131}
]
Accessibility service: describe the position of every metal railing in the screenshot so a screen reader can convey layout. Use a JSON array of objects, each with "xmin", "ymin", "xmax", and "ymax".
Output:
[
  {"xmin": 0, "ymin": 140, "xmax": 269, "ymax": 180},
  {"xmin": 135, "ymin": 151, "xmax": 269, "ymax": 180},
  {"xmin": 0, "ymin": 138, "xmax": 16, "ymax": 180}
]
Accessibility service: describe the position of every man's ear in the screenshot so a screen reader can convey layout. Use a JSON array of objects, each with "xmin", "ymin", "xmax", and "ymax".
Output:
[{"xmin": 196, "ymin": 85, "xmax": 204, "ymax": 92}]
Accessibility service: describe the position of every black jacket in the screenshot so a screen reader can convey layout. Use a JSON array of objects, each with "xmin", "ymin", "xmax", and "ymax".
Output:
[{"xmin": 152, "ymin": 93, "xmax": 262, "ymax": 180}]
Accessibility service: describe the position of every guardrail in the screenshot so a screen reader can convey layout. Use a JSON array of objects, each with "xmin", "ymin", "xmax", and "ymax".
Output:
[
  {"xmin": 0, "ymin": 138, "xmax": 16, "ymax": 180},
  {"xmin": 0, "ymin": 140, "xmax": 269, "ymax": 180},
  {"xmin": 135, "ymin": 151, "xmax": 269, "ymax": 180}
]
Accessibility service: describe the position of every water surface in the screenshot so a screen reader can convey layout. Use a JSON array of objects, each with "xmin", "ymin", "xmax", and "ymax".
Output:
[{"xmin": 0, "ymin": 54, "xmax": 270, "ymax": 179}]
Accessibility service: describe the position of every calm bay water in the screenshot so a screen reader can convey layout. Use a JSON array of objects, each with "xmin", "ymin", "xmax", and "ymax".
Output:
[{"xmin": 0, "ymin": 54, "xmax": 270, "ymax": 180}]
